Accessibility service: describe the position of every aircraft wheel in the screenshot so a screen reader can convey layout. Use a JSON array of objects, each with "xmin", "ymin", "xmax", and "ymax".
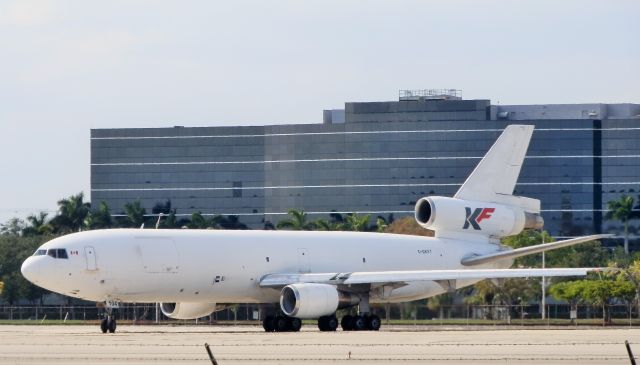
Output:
[
  {"xmin": 107, "ymin": 317, "xmax": 116, "ymax": 334},
  {"xmin": 318, "ymin": 316, "xmax": 327, "ymax": 331},
  {"xmin": 352, "ymin": 315, "xmax": 366, "ymax": 331},
  {"xmin": 275, "ymin": 316, "xmax": 289, "ymax": 332},
  {"xmin": 325, "ymin": 315, "xmax": 338, "ymax": 331},
  {"xmin": 341, "ymin": 315, "xmax": 353, "ymax": 331},
  {"xmin": 100, "ymin": 318, "xmax": 108, "ymax": 334},
  {"xmin": 318, "ymin": 315, "xmax": 338, "ymax": 331},
  {"xmin": 262, "ymin": 315, "xmax": 276, "ymax": 332},
  {"xmin": 367, "ymin": 315, "xmax": 381, "ymax": 331},
  {"xmin": 289, "ymin": 317, "xmax": 302, "ymax": 332}
]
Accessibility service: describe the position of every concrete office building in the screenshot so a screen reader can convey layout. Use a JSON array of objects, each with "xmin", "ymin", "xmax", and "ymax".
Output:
[{"xmin": 91, "ymin": 90, "xmax": 640, "ymax": 245}]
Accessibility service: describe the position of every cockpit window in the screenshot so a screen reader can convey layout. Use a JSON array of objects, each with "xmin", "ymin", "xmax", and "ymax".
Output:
[
  {"xmin": 57, "ymin": 249, "xmax": 68, "ymax": 259},
  {"xmin": 46, "ymin": 249, "xmax": 68, "ymax": 259},
  {"xmin": 33, "ymin": 249, "xmax": 46, "ymax": 256}
]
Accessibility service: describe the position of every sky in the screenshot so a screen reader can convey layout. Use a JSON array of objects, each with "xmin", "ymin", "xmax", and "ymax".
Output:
[{"xmin": 0, "ymin": 0, "xmax": 638, "ymax": 223}]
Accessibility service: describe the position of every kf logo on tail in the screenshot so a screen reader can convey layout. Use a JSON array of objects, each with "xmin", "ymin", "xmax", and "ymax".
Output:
[{"xmin": 463, "ymin": 207, "xmax": 495, "ymax": 230}]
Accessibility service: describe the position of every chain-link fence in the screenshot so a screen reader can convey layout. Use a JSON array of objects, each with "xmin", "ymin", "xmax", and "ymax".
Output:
[{"xmin": 0, "ymin": 303, "xmax": 637, "ymax": 326}]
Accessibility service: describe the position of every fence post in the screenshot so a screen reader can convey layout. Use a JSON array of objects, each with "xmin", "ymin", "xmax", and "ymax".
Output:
[
  {"xmin": 466, "ymin": 305, "xmax": 469, "ymax": 327},
  {"xmin": 625, "ymin": 340, "xmax": 636, "ymax": 365},
  {"xmin": 204, "ymin": 343, "xmax": 219, "ymax": 365}
]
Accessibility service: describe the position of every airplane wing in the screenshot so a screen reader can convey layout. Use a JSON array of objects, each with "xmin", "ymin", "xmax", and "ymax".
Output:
[
  {"xmin": 460, "ymin": 234, "xmax": 613, "ymax": 266},
  {"xmin": 259, "ymin": 267, "xmax": 600, "ymax": 288}
]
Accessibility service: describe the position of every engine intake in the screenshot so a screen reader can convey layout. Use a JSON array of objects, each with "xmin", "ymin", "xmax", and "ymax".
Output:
[{"xmin": 280, "ymin": 283, "xmax": 359, "ymax": 319}]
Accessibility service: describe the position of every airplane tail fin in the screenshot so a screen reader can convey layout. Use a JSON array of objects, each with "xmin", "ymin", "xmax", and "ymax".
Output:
[{"xmin": 454, "ymin": 125, "xmax": 539, "ymax": 213}]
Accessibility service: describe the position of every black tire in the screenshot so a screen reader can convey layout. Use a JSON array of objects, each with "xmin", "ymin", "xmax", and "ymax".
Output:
[
  {"xmin": 352, "ymin": 315, "xmax": 366, "ymax": 331},
  {"xmin": 318, "ymin": 316, "xmax": 327, "ymax": 331},
  {"xmin": 367, "ymin": 315, "xmax": 381, "ymax": 331},
  {"xmin": 262, "ymin": 315, "xmax": 276, "ymax": 332},
  {"xmin": 100, "ymin": 318, "xmax": 108, "ymax": 334},
  {"xmin": 289, "ymin": 317, "xmax": 302, "ymax": 332},
  {"xmin": 107, "ymin": 318, "xmax": 116, "ymax": 334},
  {"xmin": 275, "ymin": 316, "xmax": 289, "ymax": 332},
  {"xmin": 325, "ymin": 316, "xmax": 338, "ymax": 331},
  {"xmin": 341, "ymin": 315, "xmax": 353, "ymax": 331}
]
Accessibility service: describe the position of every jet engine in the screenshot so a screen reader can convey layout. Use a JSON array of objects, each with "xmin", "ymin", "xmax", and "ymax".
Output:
[
  {"xmin": 280, "ymin": 283, "xmax": 360, "ymax": 319},
  {"xmin": 160, "ymin": 302, "xmax": 220, "ymax": 320},
  {"xmin": 415, "ymin": 196, "xmax": 543, "ymax": 238}
]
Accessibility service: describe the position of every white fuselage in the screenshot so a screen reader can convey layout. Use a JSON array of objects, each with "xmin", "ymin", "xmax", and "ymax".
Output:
[{"xmin": 21, "ymin": 229, "xmax": 510, "ymax": 304}]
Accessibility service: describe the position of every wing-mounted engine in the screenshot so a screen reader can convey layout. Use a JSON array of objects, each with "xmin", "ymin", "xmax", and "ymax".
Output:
[
  {"xmin": 160, "ymin": 302, "xmax": 225, "ymax": 319},
  {"xmin": 415, "ymin": 196, "xmax": 543, "ymax": 239},
  {"xmin": 280, "ymin": 283, "xmax": 360, "ymax": 319}
]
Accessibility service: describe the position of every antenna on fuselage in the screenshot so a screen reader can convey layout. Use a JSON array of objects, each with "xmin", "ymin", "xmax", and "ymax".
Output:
[{"xmin": 155, "ymin": 213, "xmax": 164, "ymax": 229}]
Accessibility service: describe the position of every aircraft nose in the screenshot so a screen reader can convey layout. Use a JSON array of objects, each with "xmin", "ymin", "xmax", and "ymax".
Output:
[{"xmin": 21, "ymin": 257, "xmax": 41, "ymax": 284}]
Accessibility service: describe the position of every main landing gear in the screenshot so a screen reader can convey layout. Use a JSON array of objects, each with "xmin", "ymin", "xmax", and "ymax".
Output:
[
  {"xmin": 262, "ymin": 314, "xmax": 381, "ymax": 332},
  {"xmin": 262, "ymin": 315, "xmax": 302, "ymax": 332},
  {"xmin": 318, "ymin": 315, "xmax": 338, "ymax": 331},
  {"xmin": 340, "ymin": 314, "xmax": 381, "ymax": 331}
]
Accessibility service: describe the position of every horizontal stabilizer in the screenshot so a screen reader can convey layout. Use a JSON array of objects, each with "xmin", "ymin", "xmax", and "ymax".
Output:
[
  {"xmin": 461, "ymin": 234, "xmax": 613, "ymax": 266},
  {"xmin": 259, "ymin": 267, "xmax": 600, "ymax": 287}
]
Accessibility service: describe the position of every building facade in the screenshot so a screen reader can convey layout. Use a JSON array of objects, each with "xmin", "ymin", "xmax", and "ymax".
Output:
[{"xmin": 91, "ymin": 95, "xmax": 640, "ymax": 245}]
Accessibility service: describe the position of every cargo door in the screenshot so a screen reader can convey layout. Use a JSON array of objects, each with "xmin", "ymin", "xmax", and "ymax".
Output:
[{"xmin": 137, "ymin": 237, "xmax": 179, "ymax": 273}]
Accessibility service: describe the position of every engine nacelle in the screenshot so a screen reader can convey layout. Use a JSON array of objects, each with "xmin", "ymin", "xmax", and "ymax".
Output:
[
  {"xmin": 280, "ymin": 283, "xmax": 359, "ymax": 319},
  {"xmin": 415, "ymin": 196, "xmax": 543, "ymax": 238},
  {"xmin": 160, "ymin": 302, "xmax": 220, "ymax": 320}
]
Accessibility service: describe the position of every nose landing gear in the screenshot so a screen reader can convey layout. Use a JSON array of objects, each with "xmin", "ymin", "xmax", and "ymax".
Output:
[
  {"xmin": 99, "ymin": 301, "xmax": 118, "ymax": 334},
  {"xmin": 100, "ymin": 316, "xmax": 116, "ymax": 334}
]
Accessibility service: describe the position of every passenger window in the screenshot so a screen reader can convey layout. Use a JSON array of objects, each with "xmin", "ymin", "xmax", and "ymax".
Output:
[
  {"xmin": 47, "ymin": 249, "xmax": 58, "ymax": 258},
  {"xmin": 57, "ymin": 249, "xmax": 68, "ymax": 259}
]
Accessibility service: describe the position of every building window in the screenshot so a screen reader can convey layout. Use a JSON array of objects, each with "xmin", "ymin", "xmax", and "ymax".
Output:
[{"xmin": 233, "ymin": 181, "xmax": 242, "ymax": 198}]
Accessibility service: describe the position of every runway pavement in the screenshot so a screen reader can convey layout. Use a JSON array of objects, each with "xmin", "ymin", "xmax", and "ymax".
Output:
[{"xmin": 0, "ymin": 324, "xmax": 638, "ymax": 364}]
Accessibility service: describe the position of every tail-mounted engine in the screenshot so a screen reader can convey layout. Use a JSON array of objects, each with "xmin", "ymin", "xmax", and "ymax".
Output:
[{"xmin": 415, "ymin": 196, "xmax": 543, "ymax": 238}]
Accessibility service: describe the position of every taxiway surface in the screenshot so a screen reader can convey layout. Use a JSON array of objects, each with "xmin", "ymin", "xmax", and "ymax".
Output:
[{"xmin": 0, "ymin": 325, "xmax": 638, "ymax": 364}]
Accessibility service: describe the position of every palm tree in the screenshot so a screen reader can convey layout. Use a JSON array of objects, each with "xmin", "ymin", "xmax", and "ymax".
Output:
[
  {"xmin": 23, "ymin": 212, "xmax": 53, "ymax": 236},
  {"xmin": 606, "ymin": 195, "xmax": 639, "ymax": 254},
  {"xmin": 122, "ymin": 200, "xmax": 147, "ymax": 228},
  {"xmin": 189, "ymin": 212, "xmax": 209, "ymax": 229},
  {"xmin": 277, "ymin": 209, "xmax": 315, "ymax": 230},
  {"xmin": 343, "ymin": 213, "xmax": 371, "ymax": 232},
  {"xmin": 220, "ymin": 215, "xmax": 248, "ymax": 230},
  {"xmin": 314, "ymin": 219, "xmax": 339, "ymax": 231},
  {"xmin": 375, "ymin": 214, "xmax": 394, "ymax": 232},
  {"xmin": 85, "ymin": 202, "xmax": 113, "ymax": 229},
  {"xmin": 52, "ymin": 193, "xmax": 91, "ymax": 232}
]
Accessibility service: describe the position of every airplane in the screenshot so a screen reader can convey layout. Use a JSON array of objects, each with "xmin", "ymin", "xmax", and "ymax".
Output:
[{"xmin": 21, "ymin": 125, "xmax": 607, "ymax": 334}]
